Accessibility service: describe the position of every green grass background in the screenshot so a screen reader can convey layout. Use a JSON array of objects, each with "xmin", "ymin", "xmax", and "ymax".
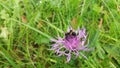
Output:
[{"xmin": 0, "ymin": 0, "xmax": 120, "ymax": 68}]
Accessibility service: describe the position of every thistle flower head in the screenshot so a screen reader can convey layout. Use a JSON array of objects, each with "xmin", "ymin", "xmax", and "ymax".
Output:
[{"xmin": 50, "ymin": 27, "xmax": 89, "ymax": 63}]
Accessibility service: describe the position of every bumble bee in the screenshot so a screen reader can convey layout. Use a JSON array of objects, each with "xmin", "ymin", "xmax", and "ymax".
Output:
[{"xmin": 65, "ymin": 29, "xmax": 77, "ymax": 37}]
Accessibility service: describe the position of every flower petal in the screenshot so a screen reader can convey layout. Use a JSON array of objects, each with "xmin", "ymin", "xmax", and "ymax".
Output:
[{"xmin": 66, "ymin": 54, "xmax": 71, "ymax": 63}]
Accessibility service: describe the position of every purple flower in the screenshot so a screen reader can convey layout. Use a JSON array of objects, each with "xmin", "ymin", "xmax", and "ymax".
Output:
[{"xmin": 50, "ymin": 27, "xmax": 90, "ymax": 63}]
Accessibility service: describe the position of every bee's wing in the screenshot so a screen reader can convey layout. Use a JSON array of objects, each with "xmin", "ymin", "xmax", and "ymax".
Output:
[{"xmin": 67, "ymin": 26, "xmax": 73, "ymax": 32}]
